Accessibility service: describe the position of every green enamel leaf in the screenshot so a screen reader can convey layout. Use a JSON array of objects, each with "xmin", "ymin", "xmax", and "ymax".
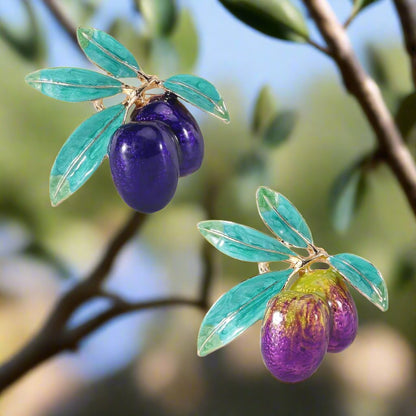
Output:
[
  {"xmin": 198, "ymin": 220, "xmax": 297, "ymax": 262},
  {"xmin": 25, "ymin": 68, "xmax": 123, "ymax": 102},
  {"xmin": 328, "ymin": 253, "xmax": 388, "ymax": 311},
  {"xmin": 50, "ymin": 104, "xmax": 126, "ymax": 206},
  {"xmin": 256, "ymin": 186, "xmax": 313, "ymax": 248},
  {"xmin": 219, "ymin": 0, "xmax": 309, "ymax": 42},
  {"xmin": 77, "ymin": 27, "xmax": 140, "ymax": 78},
  {"xmin": 163, "ymin": 74, "xmax": 229, "ymax": 122},
  {"xmin": 198, "ymin": 269, "xmax": 293, "ymax": 356}
]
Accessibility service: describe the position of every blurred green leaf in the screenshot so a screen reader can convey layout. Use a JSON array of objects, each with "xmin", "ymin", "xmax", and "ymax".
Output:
[
  {"xmin": 366, "ymin": 45, "xmax": 389, "ymax": 88},
  {"xmin": 218, "ymin": 0, "xmax": 309, "ymax": 42},
  {"xmin": 60, "ymin": 0, "xmax": 100, "ymax": 25},
  {"xmin": 136, "ymin": 0, "xmax": 178, "ymax": 37},
  {"xmin": 251, "ymin": 85, "xmax": 278, "ymax": 135},
  {"xmin": 352, "ymin": 0, "xmax": 381, "ymax": 15},
  {"xmin": 395, "ymin": 92, "xmax": 416, "ymax": 140},
  {"xmin": 171, "ymin": 9, "xmax": 199, "ymax": 73},
  {"xmin": 0, "ymin": 0, "xmax": 45, "ymax": 63},
  {"xmin": 148, "ymin": 37, "xmax": 179, "ymax": 77},
  {"xmin": 262, "ymin": 110, "xmax": 297, "ymax": 147},
  {"xmin": 330, "ymin": 158, "xmax": 367, "ymax": 232},
  {"xmin": 235, "ymin": 151, "xmax": 266, "ymax": 176},
  {"xmin": 394, "ymin": 250, "xmax": 416, "ymax": 289}
]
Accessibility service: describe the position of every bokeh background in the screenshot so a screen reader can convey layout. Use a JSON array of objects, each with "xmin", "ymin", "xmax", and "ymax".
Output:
[{"xmin": 0, "ymin": 0, "xmax": 415, "ymax": 415}]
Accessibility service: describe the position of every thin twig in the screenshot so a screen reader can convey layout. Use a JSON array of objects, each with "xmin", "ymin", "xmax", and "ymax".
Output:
[
  {"xmin": 305, "ymin": 38, "xmax": 330, "ymax": 55},
  {"xmin": 0, "ymin": 295, "xmax": 203, "ymax": 393},
  {"xmin": 302, "ymin": 0, "xmax": 416, "ymax": 218},
  {"xmin": 61, "ymin": 297, "xmax": 205, "ymax": 351},
  {"xmin": 42, "ymin": 0, "xmax": 78, "ymax": 45},
  {"xmin": 88, "ymin": 212, "xmax": 146, "ymax": 286},
  {"xmin": 393, "ymin": 0, "xmax": 416, "ymax": 89},
  {"xmin": 343, "ymin": 8, "xmax": 358, "ymax": 29}
]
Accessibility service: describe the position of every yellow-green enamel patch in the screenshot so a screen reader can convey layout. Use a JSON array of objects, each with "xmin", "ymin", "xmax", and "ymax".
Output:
[{"xmin": 291, "ymin": 268, "xmax": 345, "ymax": 299}]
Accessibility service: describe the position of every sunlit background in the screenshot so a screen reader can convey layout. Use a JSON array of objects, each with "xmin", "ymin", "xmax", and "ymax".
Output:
[{"xmin": 0, "ymin": 0, "xmax": 415, "ymax": 415}]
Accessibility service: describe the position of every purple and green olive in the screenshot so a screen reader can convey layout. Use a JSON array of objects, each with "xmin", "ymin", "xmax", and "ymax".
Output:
[
  {"xmin": 261, "ymin": 268, "xmax": 359, "ymax": 382},
  {"xmin": 261, "ymin": 290, "xmax": 330, "ymax": 383},
  {"xmin": 291, "ymin": 269, "xmax": 358, "ymax": 352}
]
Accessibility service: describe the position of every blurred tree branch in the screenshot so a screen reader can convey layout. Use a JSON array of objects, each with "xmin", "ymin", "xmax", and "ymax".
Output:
[
  {"xmin": 0, "ymin": 207, "xmax": 214, "ymax": 392},
  {"xmin": 42, "ymin": 0, "xmax": 78, "ymax": 44},
  {"xmin": 0, "ymin": 0, "xmax": 216, "ymax": 394},
  {"xmin": 393, "ymin": 0, "xmax": 416, "ymax": 89},
  {"xmin": 302, "ymin": 0, "xmax": 416, "ymax": 218}
]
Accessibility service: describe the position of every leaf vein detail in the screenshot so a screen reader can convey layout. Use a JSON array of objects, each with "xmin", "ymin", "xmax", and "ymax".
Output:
[
  {"xmin": 263, "ymin": 193, "xmax": 311, "ymax": 246},
  {"xmin": 204, "ymin": 228, "xmax": 291, "ymax": 257},
  {"xmin": 54, "ymin": 106, "xmax": 125, "ymax": 198},
  {"xmin": 80, "ymin": 31, "xmax": 139, "ymax": 76}
]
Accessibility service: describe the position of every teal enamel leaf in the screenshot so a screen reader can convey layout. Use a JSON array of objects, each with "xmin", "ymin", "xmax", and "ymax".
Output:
[
  {"xmin": 328, "ymin": 253, "xmax": 388, "ymax": 311},
  {"xmin": 77, "ymin": 27, "xmax": 140, "ymax": 78},
  {"xmin": 256, "ymin": 186, "xmax": 313, "ymax": 248},
  {"xmin": 198, "ymin": 269, "xmax": 294, "ymax": 356},
  {"xmin": 50, "ymin": 104, "xmax": 126, "ymax": 206},
  {"xmin": 163, "ymin": 74, "xmax": 229, "ymax": 122},
  {"xmin": 198, "ymin": 220, "xmax": 297, "ymax": 262},
  {"xmin": 25, "ymin": 68, "xmax": 123, "ymax": 102}
]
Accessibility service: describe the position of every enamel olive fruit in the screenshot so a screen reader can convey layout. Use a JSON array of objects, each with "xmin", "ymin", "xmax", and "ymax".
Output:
[
  {"xmin": 291, "ymin": 269, "xmax": 358, "ymax": 352},
  {"xmin": 261, "ymin": 291, "xmax": 330, "ymax": 383},
  {"xmin": 109, "ymin": 121, "xmax": 180, "ymax": 213},
  {"xmin": 132, "ymin": 93, "xmax": 204, "ymax": 177}
]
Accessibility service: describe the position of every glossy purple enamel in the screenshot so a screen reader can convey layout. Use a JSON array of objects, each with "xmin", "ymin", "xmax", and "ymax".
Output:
[
  {"xmin": 326, "ymin": 279, "xmax": 358, "ymax": 352},
  {"xmin": 290, "ymin": 269, "xmax": 358, "ymax": 353},
  {"xmin": 109, "ymin": 121, "xmax": 179, "ymax": 213},
  {"xmin": 261, "ymin": 291, "xmax": 330, "ymax": 383},
  {"xmin": 132, "ymin": 94, "xmax": 204, "ymax": 177}
]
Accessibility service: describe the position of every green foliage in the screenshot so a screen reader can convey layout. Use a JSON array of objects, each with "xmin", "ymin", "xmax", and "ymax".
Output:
[
  {"xmin": 218, "ymin": 0, "xmax": 309, "ymax": 42},
  {"xmin": 235, "ymin": 151, "xmax": 266, "ymax": 176},
  {"xmin": 395, "ymin": 92, "xmax": 416, "ymax": 140},
  {"xmin": 135, "ymin": 0, "xmax": 178, "ymax": 37},
  {"xmin": 170, "ymin": 10, "xmax": 199, "ymax": 73},
  {"xmin": 0, "ymin": 0, "xmax": 45, "ymax": 63},
  {"xmin": 351, "ymin": 0, "xmax": 381, "ymax": 15},
  {"xmin": 330, "ymin": 157, "xmax": 367, "ymax": 232},
  {"xmin": 262, "ymin": 110, "xmax": 297, "ymax": 148},
  {"xmin": 251, "ymin": 85, "xmax": 278, "ymax": 135}
]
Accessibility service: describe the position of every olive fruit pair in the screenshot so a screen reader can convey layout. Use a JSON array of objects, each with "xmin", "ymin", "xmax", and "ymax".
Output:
[
  {"xmin": 109, "ymin": 93, "xmax": 203, "ymax": 213},
  {"xmin": 261, "ymin": 269, "xmax": 358, "ymax": 383}
]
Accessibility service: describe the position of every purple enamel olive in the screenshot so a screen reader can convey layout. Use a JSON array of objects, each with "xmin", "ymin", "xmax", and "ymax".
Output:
[
  {"xmin": 291, "ymin": 269, "xmax": 358, "ymax": 353},
  {"xmin": 261, "ymin": 291, "xmax": 330, "ymax": 383},
  {"xmin": 109, "ymin": 121, "xmax": 179, "ymax": 213},
  {"xmin": 132, "ymin": 94, "xmax": 204, "ymax": 177},
  {"xmin": 324, "ymin": 277, "xmax": 358, "ymax": 352}
]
